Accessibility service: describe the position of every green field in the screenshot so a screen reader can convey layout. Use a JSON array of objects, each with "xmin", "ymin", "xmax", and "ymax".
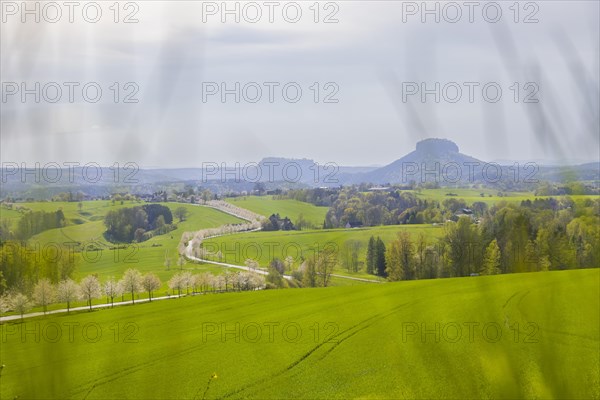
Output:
[
  {"xmin": 1, "ymin": 269, "xmax": 598, "ymax": 399},
  {"xmin": 407, "ymin": 188, "xmax": 597, "ymax": 206},
  {"xmin": 24, "ymin": 201, "xmax": 244, "ymax": 285},
  {"xmin": 413, "ymin": 188, "xmax": 531, "ymax": 205},
  {"xmin": 201, "ymin": 224, "xmax": 445, "ymax": 279},
  {"xmin": 225, "ymin": 196, "xmax": 329, "ymax": 228}
]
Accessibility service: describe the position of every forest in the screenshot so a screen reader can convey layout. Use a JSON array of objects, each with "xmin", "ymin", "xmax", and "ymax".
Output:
[
  {"xmin": 104, "ymin": 204, "xmax": 175, "ymax": 243},
  {"xmin": 359, "ymin": 197, "xmax": 600, "ymax": 281}
]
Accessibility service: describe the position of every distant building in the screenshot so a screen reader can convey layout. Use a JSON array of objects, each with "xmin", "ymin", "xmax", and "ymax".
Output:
[
  {"xmin": 453, "ymin": 208, "xmax": 476, "ymax": 222},
  {"xmin": 264, "ymin": 214, "xmax": 295, "ymax": 231},
  {"xmin": 345, "ymin": 221, "xmax": 364, "ymax": 229}
]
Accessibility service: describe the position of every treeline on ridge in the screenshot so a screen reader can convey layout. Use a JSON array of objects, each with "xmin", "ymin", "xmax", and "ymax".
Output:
[{"xmin": 5, "ymin": 208, "xmax": 67, "ymax": 240}]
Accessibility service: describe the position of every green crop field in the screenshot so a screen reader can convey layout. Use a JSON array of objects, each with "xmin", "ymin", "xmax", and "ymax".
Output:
[
  {"xmin": 1, "ymin": 269, "xmax": 598, "ymax": 399},
  {"xmin": 225, "ymin": 196, "xmax": 329, "ymax": 228},
  {"xmin": 201, "ymin": 224, "xmax": 445, "ymax": 279}
]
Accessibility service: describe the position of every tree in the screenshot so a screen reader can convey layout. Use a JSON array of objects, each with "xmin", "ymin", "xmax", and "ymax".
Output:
[
  {"xmin": 245, "ymin": 259, "xmax": 259, "ymax": 271},
  {"xmin": 341, "ymin": 240, "xmax": 362, "ymax": 273},
  {"xmin": 249, "ymin": 272, "xmax": 265, "ymax": 290},
  {"xmin": 80, "ymin": 275, "xmax": 102, "ymax": 311},
  {"xmin": 169, "ymin": 273, "xmax": 184, "ymax": 297},
  {"xmin": 375, "ymin": 237, "xmax": 387, "ymax": 277},
  {"xmin": 180, "ymin": 271, "xmax": 193, "ymax": 295},
  {"xmin": 366, "ymin": 236, "xmax": 376, "ymax": 275},
  {"xmin": 164, "ymin": 250, "xmax": 172, "ymax": 270},
  {"xmin": 142, "ymin": 273, "xmax": 162, "ymax": 301},
  {"xmin": 316, "ymin": 247, "xmax": 337, "ymax": 287},
  {"xmin": 117, "ymin": 279, "xmax": 127, "ymax": 302},
  {"xmin": 177, "ymin": 256, "xmax": 186, "ymax": 270},
  {"xmin": 122, "ymin": 269, "xmax": 142, "ymax": 304},
  {"xmin": 104, "ymin": 278, "xmax": 121, "ymax": 307},
  {"xmin": 199, "ymin": 273, "xmax": 213, "ymax": 293},
  {"xmin": 191, "ymin": 274, "xmax": 202, "ymax": 293},
  {"xmin": 11, "ymin": 293, "xmax": 31, "ymax": 320},
  {"xmin": 214, "ymin": 275, "xmax": 225, "ymax": 291},
  {"xmin": 385, "ymin": 232, "xmax": 415, "ymax": 281},
  {"xmin": 33, "ymin": 278, "xmax": 55, "ymax": 314},
  {"xmin": 57, "ymin": 279, "xmax": 80, "ymax": 312},
  {"xmin": 134, "ymin": 228, "xmax": 146, "ymax": 243},
  {"xmin": 175, "ymin": 206, "xmax": 189, "ymax": 222},
  {"xmin": 443, "ymin": 217, "xmax": 480, "ymax": 276},
  {"xmin": 284, "ymin": 256, "xmax": 294, "ymax": 272},
  {"xmin": 481, "ymin": 239, "xmax": 501, "ymax": 275},
  {"xmin": 155, "ymin": 215, "xmax": 166, "ymax": 232},
  {"xmin": 301, "ymin": 259, "xmax": 318, "ymax": 288},
  {"xmin": 201, "ymin": 189, "xmax": 212, "ymax": 203},
  {"xmin": 269, "ymin": 258, "xmax": 285, "ymax": 275},
  {"xmin": 0, "ymin": 218, "xmax": 13, "ymax": 241},
  {"xmin": 267, "ymin": 265, "xmax": 284, "ymax": 288},
  {"xmin": 222, "ymin": 270, "xmax": 232, "ymax": 292},
  {"xmin": 414, "ymin": 233, "xmax": 428, "ymax": 279},
  {"xmin": 0, "ymin": 294, "xmax": 11, "ymax": 315}
]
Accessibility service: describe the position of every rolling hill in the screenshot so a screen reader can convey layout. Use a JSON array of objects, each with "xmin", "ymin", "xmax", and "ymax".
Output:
[{"xmin": 1, "ymin": 269, "xmax": 598, "ymax": 399}]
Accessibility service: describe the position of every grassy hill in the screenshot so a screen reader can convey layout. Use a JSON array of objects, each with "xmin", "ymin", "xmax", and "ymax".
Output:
[
  {"xmin": 1, "ymin": 269, "xmax": 598, "ymax": 399},
  {"xmin": 225, "ymin": 196, "xmax": 329, "ymax": 228},
  {"xmin": 26, "ymin": 201, "xmax": 245, "ymax": 286}
]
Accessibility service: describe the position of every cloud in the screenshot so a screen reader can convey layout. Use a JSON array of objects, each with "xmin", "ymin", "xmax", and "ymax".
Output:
[{"xmin": 1, "ymin": 1, "xmax": 598, "ymax": 167}]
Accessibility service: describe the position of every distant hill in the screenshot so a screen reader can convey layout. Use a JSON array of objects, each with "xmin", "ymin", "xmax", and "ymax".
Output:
[
  {"xmin": 346, "ymin": 138, "xmax": 483, "ymax": 185},
  {"xmin": 2, "ymin": 139, "xmax": 598, "ymax": 199}
]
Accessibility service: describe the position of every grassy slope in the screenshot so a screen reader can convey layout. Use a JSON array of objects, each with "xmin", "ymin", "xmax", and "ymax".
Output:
[
  {"xmin": 203, "ymin": 225, "xmax": 445, "ymax": 279},
  {"xmin": 28, "ymin": 202, "xmax": 243, "ymax": 279},
  {"xmin": 11, "ymin": 202, "xmax": 244, "ymax": 312},
  {"xmin": 1, "ymin": 269, "xmax": 598, "ymax": 399},
  {"xmin": 225, "ymin": 196, "xmax": 329, "ymax": 228}
]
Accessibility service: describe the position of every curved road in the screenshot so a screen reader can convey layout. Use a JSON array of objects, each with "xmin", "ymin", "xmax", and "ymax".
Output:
[{"xmin": 185, "ymin": 202, "xmax": 381, "ymax": 284}]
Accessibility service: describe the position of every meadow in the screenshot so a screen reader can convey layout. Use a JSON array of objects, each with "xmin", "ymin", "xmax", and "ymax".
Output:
[
  {"xmin": 402, "ymin": 188, "xmax": 596, "ymax": 206},
  {"xmin": 225, "ymin": 196, "xmax": 329, "ymax": 228},
  {"xmin": 1, "ymin": 201, "xmax": 244, "ymax": 312},
  {"xmin": 3, "ymin": 190, "xmax": 598, "ymax": 313},
  {"xmin": 413, "ymin": 188, "xmax": 532, "ymax": 204},
  {"xmin": 1, "ymin": 268, "xmax": 597, "ymax": 399},
  {"xmin": 26, "ymin": 201, "xmax": 243, "ymax": 278},
  {"xmin": 202, "ymin": 224, "xmax": 445, "ymax": 279}
]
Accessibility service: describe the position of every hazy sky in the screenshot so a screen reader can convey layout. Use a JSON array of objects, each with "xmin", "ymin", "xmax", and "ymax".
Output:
[{"xmin": 1, "ymin": 1, "xmax": 599, "ymax": 168}]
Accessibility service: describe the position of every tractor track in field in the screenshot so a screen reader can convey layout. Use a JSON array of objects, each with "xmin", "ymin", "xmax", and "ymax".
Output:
[
  {"xmin": 502, "ymin": 289, "xmax": 532, "ymax": 336},
  {"xmin": 70, "ymin": 302, "xmax": 403, "ymax": 400},
  {"xmin": 72, "ymin": 339, "xmax": 212, "ymax": 399},
  {"xmin": 501, "ymin": 288, "xmax": 598, "ymax": 350},
  {"xmin": 217, "ymin": 301, "xmax": 413, "ymax": 399}
]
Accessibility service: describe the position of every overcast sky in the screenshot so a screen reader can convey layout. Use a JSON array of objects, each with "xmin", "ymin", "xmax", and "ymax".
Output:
[{"xmin": 1, "ymin": 1, "xmax": 598, "ymax": 168}]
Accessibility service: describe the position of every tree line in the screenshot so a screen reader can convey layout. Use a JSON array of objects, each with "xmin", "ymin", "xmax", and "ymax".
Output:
[
  {"xmin": 0, "ymin": 267, "xmax": 268, "ymax": 319},
  {"xmin": 322, "ymin": 189, "xmax": 492, "ymax": 228},
  {"xmin": 0, "ymin": 208, "xmax": 67, "ymax": 241},
  {"xmin": 361, "ymin": 197, "xmax": 600, "ymax": 281},
  {"xmin": 0, "ymin": 241, "xmax": 76, "ymax": 295}
]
